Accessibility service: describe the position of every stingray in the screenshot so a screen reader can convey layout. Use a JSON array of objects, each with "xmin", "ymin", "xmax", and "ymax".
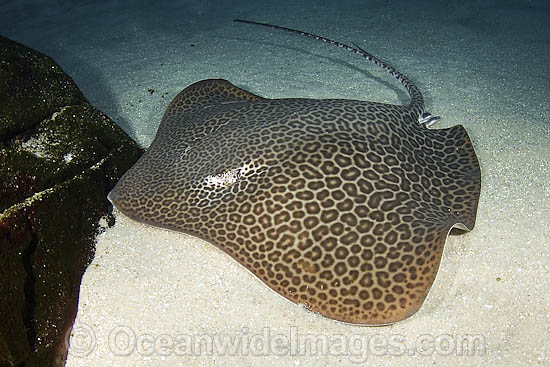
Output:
[{"xmin": 108, "ymin": 19, "xmax": 481, "ymax": 325}]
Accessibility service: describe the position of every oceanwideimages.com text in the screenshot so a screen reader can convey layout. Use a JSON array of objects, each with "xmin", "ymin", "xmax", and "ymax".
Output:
[{"xmin": 70, "ymin": 324, "xmax": 486, "ymax": 363}]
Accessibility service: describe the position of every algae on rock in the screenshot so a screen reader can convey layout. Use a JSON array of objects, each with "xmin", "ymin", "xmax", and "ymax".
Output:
[{"xmin": 0, "ymin": 34, "xmax": 143, "ymax": 366}]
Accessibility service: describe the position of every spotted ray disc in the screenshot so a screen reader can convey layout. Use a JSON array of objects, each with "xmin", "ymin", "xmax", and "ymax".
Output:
[{"xmin": 109, "ymin": 21, "xmax": 481, "ymax": 325}]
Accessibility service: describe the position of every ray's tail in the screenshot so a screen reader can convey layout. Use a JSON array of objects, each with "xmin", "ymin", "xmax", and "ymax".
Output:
[{"xmin": 234, "ymin": 19, "xmax": 425, "ymax": 118}]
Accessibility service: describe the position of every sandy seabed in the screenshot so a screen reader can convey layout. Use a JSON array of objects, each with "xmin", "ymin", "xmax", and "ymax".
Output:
[{"xmin": 1, "ymin": 1, "xmax": 548, "ymax": 365}]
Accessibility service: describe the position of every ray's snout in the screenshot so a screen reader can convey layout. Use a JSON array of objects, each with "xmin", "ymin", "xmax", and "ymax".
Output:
[{"xmin": 107, "ymin": 188, "xmax": 120, "ymax": 206}]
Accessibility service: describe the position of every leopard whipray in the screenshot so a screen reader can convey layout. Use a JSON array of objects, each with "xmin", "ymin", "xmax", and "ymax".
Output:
[{"xmin": 108, "ymin": 19, "xmax": 481, "ymax": 325}]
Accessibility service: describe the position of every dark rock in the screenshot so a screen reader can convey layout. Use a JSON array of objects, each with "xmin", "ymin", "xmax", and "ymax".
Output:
[
  {"xmin": 0, "ymin": 36, "xmax": 86, "ymax": 142},
  {"xmin": 0, "ymin": 35, "xmax": 143, "ymax": 366}
]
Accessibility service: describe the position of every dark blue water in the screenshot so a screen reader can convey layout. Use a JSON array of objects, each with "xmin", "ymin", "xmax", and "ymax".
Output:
[{"xmin": 1, "ymin": 0, "xmax": 548, "ymax": 142}]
